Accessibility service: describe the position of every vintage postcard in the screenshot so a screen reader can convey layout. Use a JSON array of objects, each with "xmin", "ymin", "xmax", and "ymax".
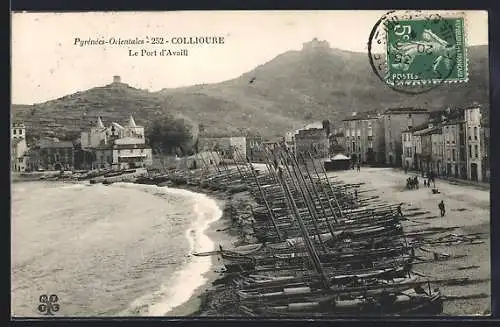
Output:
[{"xmin": 11, "ymin": 10, "xmax": 490, "ymax": 318}]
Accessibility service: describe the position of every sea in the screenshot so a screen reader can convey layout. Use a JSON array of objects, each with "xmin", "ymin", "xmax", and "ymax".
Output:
[{"xmin": 11, "ymin": 181, "xmax": 222, "ymax": 317}]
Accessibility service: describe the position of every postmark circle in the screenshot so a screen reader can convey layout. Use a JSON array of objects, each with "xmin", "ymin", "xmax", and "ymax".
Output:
[{"xmin": 368, "ymin": 10, "xmax": 463, "ymax": 94}]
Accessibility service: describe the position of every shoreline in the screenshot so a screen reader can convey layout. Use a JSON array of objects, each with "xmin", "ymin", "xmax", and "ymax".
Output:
[
  {"xmin": 141, "ymin": 182, "xmax": 252, "ymax": 317},
  {"xmin": 138, "ymin": 183, "xmax": 243, "ymax": 317}
]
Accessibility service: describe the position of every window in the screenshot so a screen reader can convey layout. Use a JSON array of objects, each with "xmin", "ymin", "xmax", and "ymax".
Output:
[
  {"xmin": 468, "ymin": 127, "xmax": 472, "ymax": 140},
  {"xmin": 452, "ymin": 149, "xmax": 456, "ymax": 161},
  {"xmin": 474, "ymin": 127, "xmax": 478, "ymax": 140},
  {"xmin": 13, "ymin": 129, "xmax": 16, "ymax": 135},
  {"xmin": 475, "ymin": 145, "xmax": 478, "ymax": 158},
  {"xmin": 469, "ymin": 145, "xmax": 472, "ymax": 158},
  {"xmin": 20, "ymin": 129, "xmax": 23, "ymax": 135}
]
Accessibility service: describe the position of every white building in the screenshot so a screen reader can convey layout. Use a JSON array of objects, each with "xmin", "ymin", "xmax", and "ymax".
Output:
[
  {"xmin": 11, "ymin": 122, "xmax": 28, "ymax": 172},
  {"xmin": 82, "ymin": 115, "xmax": 152, "ymax": 170}
]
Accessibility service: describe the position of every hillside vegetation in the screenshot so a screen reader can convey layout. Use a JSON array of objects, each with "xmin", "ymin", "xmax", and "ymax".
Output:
[{"xmin": 12, "ymin": 40, "xmax": 489, "ymax": 140}]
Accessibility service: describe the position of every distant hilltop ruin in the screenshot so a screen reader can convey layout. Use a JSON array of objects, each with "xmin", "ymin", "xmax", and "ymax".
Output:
[
  {"xmin": 110, "ymin": 75, "xmax": 128, "ymax": 86},
  {"xmin": 302, "ymin": 38, "xmax": 330, "ymax": 50}
]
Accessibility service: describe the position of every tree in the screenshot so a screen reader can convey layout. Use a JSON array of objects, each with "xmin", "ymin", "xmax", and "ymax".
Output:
[{"xmin": 146, "ymin": 114, "xmax": 199, "ymax": 156}]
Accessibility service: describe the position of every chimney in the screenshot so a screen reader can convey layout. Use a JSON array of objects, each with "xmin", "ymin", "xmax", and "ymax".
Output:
[{"xmin": 113, "ymin": 75, "xmax": 121, "ymax": 84}]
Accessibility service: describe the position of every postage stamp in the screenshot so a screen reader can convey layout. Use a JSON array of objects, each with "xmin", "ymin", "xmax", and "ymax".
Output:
[
  {"xmin": 386, "ymin": 15, "xmax": 467, "ymax": 85},
  {"xmin": 368, "ymin": 11, "xmax": 469, "ymax": 93}
]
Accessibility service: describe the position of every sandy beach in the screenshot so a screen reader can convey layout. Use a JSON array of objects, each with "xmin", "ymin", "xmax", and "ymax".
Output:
[
  {"xmin": 330, "ymin": 167, "xmax": 491, "ymax": 315},
  {"xmin": 166, "ymin": 196, "xmax": 239, "ymax": 316},
  {"xmin": 175, "ymin": 166, "xmax": 491, "ymax": 316}
]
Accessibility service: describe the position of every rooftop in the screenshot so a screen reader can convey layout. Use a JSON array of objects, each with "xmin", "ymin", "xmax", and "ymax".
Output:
[
  {"xmin": 402, "ymin": 122, "xmax": 434, "ymax": 133},
  {"xmin": 442, "ymin": 118, "xmax": 466, "ymax": 126},
  {"xmin": 341, "ymin": 111, "xmax": 380, "ymax": 121},
  {"xmin": 383, "ymin": 107, "xmax": 429, "ymax": 114},
  {"xmin": 414, "ymin": 126, "xmax": 442, "ymax": 136},
  {"xmin": 39, "ymin": 141, "xmax": 74, "ymax": 149}
]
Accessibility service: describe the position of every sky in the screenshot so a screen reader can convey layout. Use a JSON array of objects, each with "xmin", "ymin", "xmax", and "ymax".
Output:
[{"xmin": 12, "ymin": 10, "xmax": 488, "ymax": 104}]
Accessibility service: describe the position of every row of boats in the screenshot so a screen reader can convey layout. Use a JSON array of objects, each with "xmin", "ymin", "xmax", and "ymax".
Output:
[{"xmin": 138, "ymin": 144, "xmax": 444, "ymax": 317}]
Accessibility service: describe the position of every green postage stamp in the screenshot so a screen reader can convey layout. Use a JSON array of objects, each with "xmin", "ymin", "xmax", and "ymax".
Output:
[{"xmin": 385, "ymin": 14, "xmax": 467, "ymax": 85}]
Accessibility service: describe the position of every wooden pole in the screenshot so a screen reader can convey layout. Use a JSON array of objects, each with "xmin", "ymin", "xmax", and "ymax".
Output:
[
  {"xmin": 277, "ymin": 148, "xmax": 325, "ymax": 250},
  {"xmin": 275, "ymin": 161, "xmax": 330, "ymax": 290},
  {"xmin": 244, "ymin": 154, "xmax": 283, "ymax": 241},
  {"xmin": 308, "ymin": 151, "xmax": 346, "ymax": 220}
]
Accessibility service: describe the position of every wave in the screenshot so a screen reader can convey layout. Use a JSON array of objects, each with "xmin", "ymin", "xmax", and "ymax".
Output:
[{"xmin": 117, "ymin": 183, "xmax": 223, "ymax": 316}]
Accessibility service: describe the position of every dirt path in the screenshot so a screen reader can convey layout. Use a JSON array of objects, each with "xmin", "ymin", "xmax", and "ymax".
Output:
[{"xmin": 330, "ymin": 167, "xmax": 491, "ymax": 316}]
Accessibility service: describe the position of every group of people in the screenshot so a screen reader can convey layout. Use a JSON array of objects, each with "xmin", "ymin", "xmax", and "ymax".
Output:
[
  {"xmin": 406, "ymin": 175, "xmax": 420, "ymax": 190},
  {"xmin": 425, "ymin": 172, "xmax": 436, "ymax": 188}
]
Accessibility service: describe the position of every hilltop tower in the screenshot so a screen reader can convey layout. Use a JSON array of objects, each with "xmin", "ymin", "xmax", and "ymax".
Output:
[{"xmin": 113, "ymin": 75, "xmax": 122, "ymax": 84}]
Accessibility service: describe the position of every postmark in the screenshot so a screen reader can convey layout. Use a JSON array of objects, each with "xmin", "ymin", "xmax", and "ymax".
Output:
[{"xmin": 368, "ymin": 10, "xmax": 468, "ymax": 94}]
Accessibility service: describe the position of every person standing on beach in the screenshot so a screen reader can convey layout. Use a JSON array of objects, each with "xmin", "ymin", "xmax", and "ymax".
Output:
[
  {"xmin": 397, "ymin": 204, "xmax": 404, "ymax": 218},
  {"xmin": 438, "ymin": 200, "xmax": 446, "ymax": 217},
  {"xmin": 357, "ymin": 162, "xmax": 361, "ymax": 172}
]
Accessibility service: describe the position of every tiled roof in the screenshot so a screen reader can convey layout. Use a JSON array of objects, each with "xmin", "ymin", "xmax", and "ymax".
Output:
[
  {"xmin": 383, "ymin": 107, "xmax": 429, "ymax": 114},
  {"xmin": 420, "ymin": 127, "xmax": 442, "ymax": 136},
  {"xmin": 342, "ymin": 111, "xmax": 380, "ymax": 121},
  {"xmin": 39, "ymin": 141, "xmax": 74, "ymax": 149},
  {"xmin": 442, "ymin": 119, "xmax": 465, "ymax": 126},
  {"xmin": 413, "ymin": 125, "xmax": 442, "ymax": 136},
  {"xmin": 402, "ymin": 122, "xmax": 430, "ymax": 133},
  {"xmin": 114, "ymin": 143, "xmax": 151, "ymax": 149}
]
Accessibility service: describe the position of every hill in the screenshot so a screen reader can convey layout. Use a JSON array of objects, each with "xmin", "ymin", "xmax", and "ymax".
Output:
[{"xmin": 11, "ymin": 39, "xmax": 489, "ymax": 140}]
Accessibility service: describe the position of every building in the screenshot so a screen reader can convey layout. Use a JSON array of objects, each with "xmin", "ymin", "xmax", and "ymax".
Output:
[
  {"xmin": 382, "ymin": 108, "xmax": 430, "ymax": 166},
  {"xmin": 341, "ymin": 111, "xmax": 385, "ymax": 164},
  {"xmin": 198, "ymin": 136, "xmax": 247, "ymax": 161},
  {"xmin": 481, "ymin": 124, "xmax": 490, "ymax": 182},
  {"xmin": 284, "ymin": 131, "xmax": 296, "ymax": 154},
  {"xmin": 401, "ymin": 129, "xmax": 414, "ymax": 170},
  {"xmin": 246, "ymin": 136, "xmax": 266, "ymax": 163},
  {"xmin": 26, "ymin": 137, "xmax": 74, "ymax": 171},
  {"xmin": 430, "ymin": 128, "xmax": 444, "ymax": 176},
  {"xmin": 440, "ymin": 106, "xmax": 483, "ymax": 180},
  {"xmin": 11, "ymin": 122, "xmax": 28, "ymax": 172},
  {"xmin": 417, "ymin": 124, "xmax": 442, "ymax": 176},
  {"xmin": 81, "ymin": 115, "xmax": 153, "ymax": 169},
  {"xmin": 464, "ymin": 106, "xmax": 482, "ymax": 181},
  {"xmin": 294, "ymin": 128, "xmax": 329, "ymax": 159}
]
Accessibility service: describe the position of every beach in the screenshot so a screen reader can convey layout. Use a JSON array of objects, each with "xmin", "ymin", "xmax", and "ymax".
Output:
[
  {"xmin": 11, "ymin": 164, "xmax": 491, "ymax": 317},
  {"xmin": 11, "ymin": 179, "xmax": 239, "ymax": 317}
]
